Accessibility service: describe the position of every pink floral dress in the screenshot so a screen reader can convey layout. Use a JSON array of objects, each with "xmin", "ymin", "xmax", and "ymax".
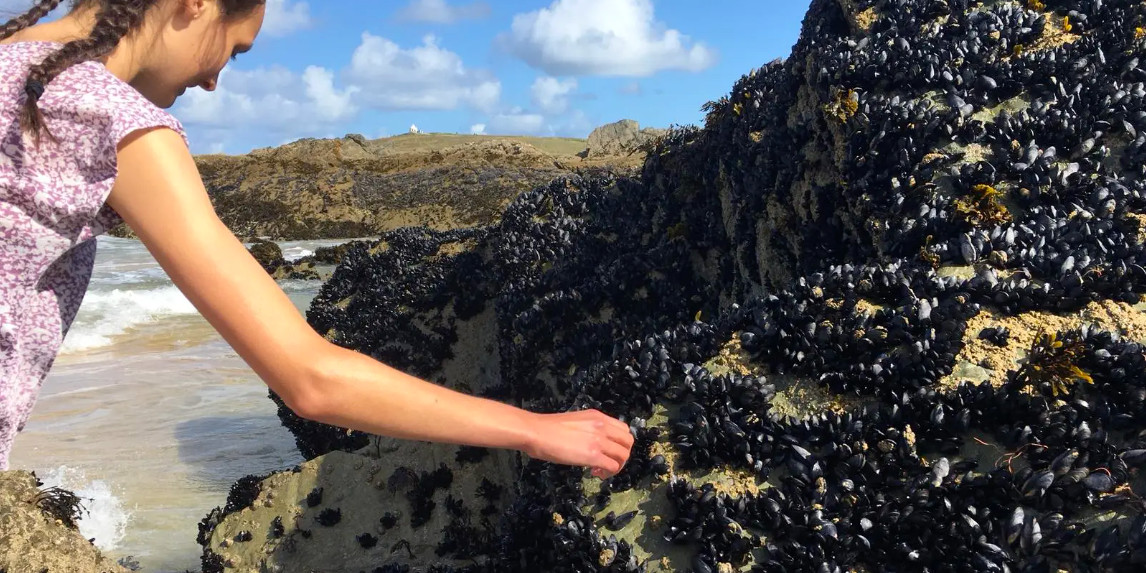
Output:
[{"xmin": 0, "ymin": 41, "xmax": 187, "ymax": 469}]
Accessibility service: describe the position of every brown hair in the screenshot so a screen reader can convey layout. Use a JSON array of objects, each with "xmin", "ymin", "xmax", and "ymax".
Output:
[{"xmin": 1, "ymin": 0, "xmax": 264, "ymax": 142}]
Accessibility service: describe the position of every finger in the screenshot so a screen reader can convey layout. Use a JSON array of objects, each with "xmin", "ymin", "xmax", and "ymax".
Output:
[
  {"xmin": 579, "ymin": 409, "xmax": 630, "ymax": 435},
  {"xmin": 599, "ymin": 438, "xmax": 631, "ymax": 471},
  {"xmin": 591, "ymin": 442, "xmax": 628, "ymax": 474},
  {"xmin": 592, "ymin": 447, "xmax": 623, "ymax": 474},
  {"xmin": 592, "ymin": 411, "xmax": 630, "ymax": 435},
  {"xmin": 601, "ymin": 418, "xmax": 635, "ymax": 448}
]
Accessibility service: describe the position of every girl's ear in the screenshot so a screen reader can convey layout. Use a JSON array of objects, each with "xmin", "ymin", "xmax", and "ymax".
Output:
[{"xmin": 179, "ymin": 0, "xmax": 210, "ymax": 19}]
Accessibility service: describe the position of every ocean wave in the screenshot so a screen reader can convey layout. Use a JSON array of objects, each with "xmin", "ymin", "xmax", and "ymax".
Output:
[
  {"xmin": 36, "ymin": 466, "xmax": 130, "ymax": 552},
  {"xmin": 91, "ymin": 266, "xmax": 172, "ymax": 286},
  {"xmin": 281, "ymin": 246, "xmax": 314, "ymax": 262},
  {"xmin": 60, "ymin": 286, "xmax": 199, "ymax": 353}
]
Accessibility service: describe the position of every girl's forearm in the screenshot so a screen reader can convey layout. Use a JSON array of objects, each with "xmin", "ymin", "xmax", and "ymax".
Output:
[{"xmin": 296, "ymin": 341, "xmax": 540, "ymax": 453}]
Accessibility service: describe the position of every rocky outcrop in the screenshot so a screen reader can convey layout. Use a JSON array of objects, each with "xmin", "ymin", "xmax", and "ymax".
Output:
[
  {"xmin": 586, "ymin": 119, "xmax": 667, "ymax": 157},
  {"xmin": 201, "ymin": 0, "xmax": 1146, "ymax": 571},
  {"xmin": 248, "ymin": 239, "xmax": 286, "ymax": 274},
  {"xmin": 109, "ymin": 133, "xmax": 646, "ymax": 242},
  {"xmin": 246, "ymin": 238, "xmax": 322, "ymax": 280},
  {"xmin": 0, "ymin": 471, "xmax": 131, "ymax": 573},
  {"xmin": 305, "ymin": 241, "xmax": 369, "ymax": 266}
]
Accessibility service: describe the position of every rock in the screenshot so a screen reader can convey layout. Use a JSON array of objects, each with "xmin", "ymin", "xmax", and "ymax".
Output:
[
  {"xmin": 0, "ymin": 471, "xmax": 130, "ymax": 573},
  {"xmin": 271, "ymin": 260, "xmax": 321, "ymax": 281},
  {"xmin": 197, "ymin": 445, "xmax": 517, "ymax": 571},
  {"xmin": 246, "ymin": 239, "xmax": 330, "ymax": 281},
  {"xmin": 247, "ymin": 238, "xmax": 286, "ymax": 274},
  {"xmin": 106, "ymin": 135, "xmax": 643, "ymax": 242},
  {"xmin": 309, "ymin": 241, "xmax": 369, "ymax": 265},
  {"xmin": 586, "ymin": 119, "xmax": 666, "ymax": 157},
  {"xmin": 205, "ymin": 0, "xmax": 1146, "ymax": 570}
]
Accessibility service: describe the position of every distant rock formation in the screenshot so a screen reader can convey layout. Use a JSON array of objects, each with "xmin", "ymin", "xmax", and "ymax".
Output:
[
  {"xmin": 106, "ymin": 133, "xmax": 645, "ymax": 242},
  {"xmin": 585, "ymin": 119, "xmax": 667, "ymax": 157}
]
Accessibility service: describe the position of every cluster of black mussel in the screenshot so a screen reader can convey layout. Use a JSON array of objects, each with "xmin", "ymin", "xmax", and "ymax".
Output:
[{"xmin": 200, "ymin": 0, "xmax": 1146, "ymax": 571}]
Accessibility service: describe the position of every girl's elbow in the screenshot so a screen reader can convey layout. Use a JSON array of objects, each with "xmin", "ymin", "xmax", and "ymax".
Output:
[
  {"xmin": 274, "ymin": 352, "xmax": 333, "ymax": 422},
  {"xmin": 284, "ymin": 383, "xmax": 327, "ymax": 422}
]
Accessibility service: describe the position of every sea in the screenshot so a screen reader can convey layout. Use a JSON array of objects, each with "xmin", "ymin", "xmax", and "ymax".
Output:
[{"xmin": 8, "ymin": 235, "xmax": 359, "ymax": 573}]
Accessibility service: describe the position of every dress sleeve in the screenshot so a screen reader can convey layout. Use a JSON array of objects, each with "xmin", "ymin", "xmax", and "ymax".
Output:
[
  {"xmin": 107, "ymin": 94, "xmax": 188, "ymax": 149},
  {"xmin": 86, "ymin": 73, "xmax": 191, "ymax": 237}
]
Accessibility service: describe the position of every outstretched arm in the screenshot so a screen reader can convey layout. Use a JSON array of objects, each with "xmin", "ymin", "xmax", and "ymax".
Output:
[{"xmin": 105, "ymin": 127, "xmax": 633, "ymax": 476}]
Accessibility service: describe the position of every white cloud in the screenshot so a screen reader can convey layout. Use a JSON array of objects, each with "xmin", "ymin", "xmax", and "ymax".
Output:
[
  {"xmin": 174, "ymin": 33, "xmax": 505, "ymax": 150},
  {"xmin": 558, "ymin": 108, "xmax": 595, "ymax": 137},
  {"xmin": 261, "ymin": 0, "xmax": 312, "ymax": 37},
  {"xmin": 303, "ymin": 66, "xmax": 358, "ymax": 121},
  {"xmin": 486, "ymin": 108, "xmax": 547, "ymax": 135},
  {"xmin": 499, "ymin": 0, "xmax": 716, "ymax": 77},
  {"xmin": 345, "ymin": 33, "xmax": 500, "ymax": 112},
  {"xmin": 397, "ymin": 0, "xmax": 490, "ymax": 24},
  {"xmin": 174, "ymin": 65, "xmax": 357, "ymax": 134},
  {"xmin": 619, "ymin": 81, "xmax": 642, "ymax": 95},
  {"xmin": 482, "ymin": 108, "xmax": 595, "ymax": 138},
  {"xmin": 530, "ymin": 76, "xmax": 577, "ymax": 114},
  {"xmin": 470, "ymin": 123, "xmax": 486, "ymax": 135}
]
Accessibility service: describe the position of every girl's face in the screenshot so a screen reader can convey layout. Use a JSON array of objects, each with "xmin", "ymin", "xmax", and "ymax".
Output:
[{"xmin": 136, "ymin": 0, "xmax": 265, "ymax": 108}]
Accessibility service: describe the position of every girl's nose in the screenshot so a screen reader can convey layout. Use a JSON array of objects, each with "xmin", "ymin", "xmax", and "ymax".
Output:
[{"xmin": 199, "ymin": 78, "xmax": 217, "ymax": 91}]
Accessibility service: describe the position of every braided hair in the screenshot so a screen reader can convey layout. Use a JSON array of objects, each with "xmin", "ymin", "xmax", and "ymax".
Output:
[{"xmin": 1, "ymin": 0, "xmax": 264, "ymax": 143}]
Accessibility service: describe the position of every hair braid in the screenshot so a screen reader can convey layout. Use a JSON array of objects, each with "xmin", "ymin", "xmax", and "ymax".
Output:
[
  {"xmin": 9, "ymin": 0, "xmax": 265, "ymax": 144},
  {"xmin": 20, "ymin": 0, "xmax": 152, "ymax": 143},
  {"xmin": 0, "ymin": 0, "xmax": 66, "ymax": 42}
]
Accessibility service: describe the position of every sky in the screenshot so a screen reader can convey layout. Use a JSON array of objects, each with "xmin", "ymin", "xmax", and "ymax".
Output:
[{"xmin": 1, "ymin": 0, "xmax": 813, "ymax": 155}]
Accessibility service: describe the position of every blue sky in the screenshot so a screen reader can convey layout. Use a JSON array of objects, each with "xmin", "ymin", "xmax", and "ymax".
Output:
[{"xmin": 3, "ymin": 0, "xmax": 812, "ymax": 154}]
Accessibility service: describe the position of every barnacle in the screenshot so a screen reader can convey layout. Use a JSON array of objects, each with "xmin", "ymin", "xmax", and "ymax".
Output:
[
  {"xmin": 823, "ymin": 88, "xmax": 859, "ymax": 122},
  {"xmin": 1026, "ymin": 0, "xmax": 1045, "ymax": 11},
  {"xmin": 1015, "ymin": 330, "xmax": 1093, "ymax": 397},
  {"xmin": 953, "ymin": 184, "xmax": 1012, "ymax": 226},
  {"xmin": 919, "ymin": 234, "xmax": 940, "ymax": 270},
  {"xmin": 666, "ymin": 221, "xmax": 689, "ymax": 240}
]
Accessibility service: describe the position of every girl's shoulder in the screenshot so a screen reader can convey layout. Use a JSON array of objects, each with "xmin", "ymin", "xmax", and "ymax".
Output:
[{"xmin": 0, "ymin": 41, "xmax": 187, "ymax": 146}]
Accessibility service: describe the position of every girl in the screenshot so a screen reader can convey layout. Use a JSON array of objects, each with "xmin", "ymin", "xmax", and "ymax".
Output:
[{"xmin": 0, "ymin": 0, "xmax": 632, "ymax": 479}]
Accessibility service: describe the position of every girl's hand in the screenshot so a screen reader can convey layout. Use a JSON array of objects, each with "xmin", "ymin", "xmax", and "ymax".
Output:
[{"xmin": 523, "ymin": 409, "xmax": 635, "ymax": 478}]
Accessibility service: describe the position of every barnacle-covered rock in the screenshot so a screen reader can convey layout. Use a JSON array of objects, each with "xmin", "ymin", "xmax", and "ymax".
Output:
[
  {"xmin": 0, "ymin": 471, "xmax": 131, "ymax": 573},
  {"xmin": 246, "ymin": 238, "xmax": 325, "ymax": 280},
  {"xmin": 200, "ymin": 0, "xmax": 1146, "ymax": 571}
]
